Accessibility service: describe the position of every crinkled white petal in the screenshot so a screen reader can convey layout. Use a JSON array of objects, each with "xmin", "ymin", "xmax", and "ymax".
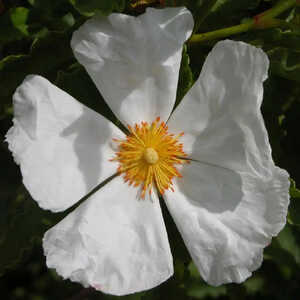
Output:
[
  {"xmin": 6, "ymin": 75, "xmax": 124, "ymax": 212},
  {"xmin": 43, "ymin": 176, "xmax": 173, "ymax": 296},
  {"xmin": 164, "ymin": 161, "xmax": 289, "ymax": 285},
  {"xmin": 165, "ymin": 40, "xmax": 290, "ymax": 284},
  {"xmin": 168, "ymin": 40, "xmax": 274, "ymax": 177},
  {"xmin": 71, "ymin": 7, "xmax": 193, "ymax": 126}
]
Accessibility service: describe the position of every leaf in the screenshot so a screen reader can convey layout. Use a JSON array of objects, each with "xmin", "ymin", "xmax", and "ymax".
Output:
[
  {"xmin": 0, "ymin": 7, "xmax": 29, "ymax": 43},
  {"xmin": 288, "ymin": 199, "xmax": 300, "ymax": 226},
  {"xmin": 243, "ymin": 275, "xmax": 265, "ymax": 295},
  {"xmin": 187, "ymin": 284, "xmax": 227, "ymax": 299},
  {"xmin": 267, "ymin": 31, "xmax": 300, "ymax": 51},
  {"xmin": 211, "ymin": 0, "xmax": 261, "ymax": 13},
  {"xmin": 192, "ymin": 0, "xmax": 219, "ymax": 31},
  {"xmin": 0, "ymin": 187, "xmax": 59, "ymax": 276},
  {"xmin": 0, "ymin": 31, "xmax": 74, "ymax": 117},
  {"xmin": 276, "ymin": 225, "xmax": 300, "ymax": 265},
  {"xmin": 103, "ymin": 292, "xmax": 145, "ymax": 300},
  {"xmin": 0, "ymin": 144, "xmax": 20, "ymax": 243},
  {"xmin": 10, "ymin": 7, "xmax": 29, "ymax": 35},
  {"xmin": 174, "ymin": 45, "xmax": 193, "ymax": 108},
  {"xmin": 268, "ymin": 48, "xmax": 300, "ymax": 82},
  {"xmin": 199, "ymin": 0, "xmax": 263, "ymax": 32},
  {"xmin": 172, "ymin": 0, "xmax": 219, "ymax": 32},
  {"xmin": 246, "ymin": 28, "xmax": 300, "ymax": 51},
  {"xmin": 27, "ymin": 0, "xmax": 77, "ymax": 33},
  {"xmin": 0, "ymin": 136, "xmax": 63, "ymax": 276},
  {"xmin": 290, "ymin": 179, "xmax": 300, "ymax": 198},
  {"xmin": 265, "ymin": 224, "xmax": 300, "ymax": 278},
  {"xmin": 288, "ymin": 180, "xmax": 300, "ymax": 226},
  {"xmin": 184, "ymin": 262, "xmax": 226, "ymax": 299},
  {"xmin": 69, "ymin": 0, "xmax": 125, "ymax": 16}
]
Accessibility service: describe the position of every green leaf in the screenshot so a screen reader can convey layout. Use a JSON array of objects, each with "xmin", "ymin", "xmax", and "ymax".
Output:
[
  {"xmin": 174, "ymin": 45, "xmax": 193, "ymax": 108},
  {"xmin": 173, "ymin": 0, "xmax": 219, "ymax": 32},
  {"xmin": 0, "ymin": 54, "xmax": 29, "ymax": 117},
  {"xmin": 288, "ymin": 180, "xmax": 300, "ymax": 226},
  {"xmin": 0, "ymin": 138, "xmax": 63, "ymax": 276},
  {"xmin": 193, "ymin": 0, "xmax": 219, "ymax": 31},
  {"xmin": 187, "ymin": 284, "xmax": 227, "ymax": 299},
  {"xmin": 211, "ymin": 0, "xmax": 261, "ymax": 13},
  {"xmin": 243, "ymin": 275, "xmax": 265, "ymax": 295},
  {"xmin": 60, "ymin": 12, "xmax": 76, "ymax": 29},
  {"xmin": 0, "ymin": 188, "xmax": 58, "ymax": 276},
  {"xmin": 69, "ymin": 0, "xmax": 125, "ymax": 16},
  {"xmin": 199, "ymin": 0, "xmax": 262, "ymax": 32},
  {"xmin": 0, "ymin": 31, "xmax": 74, "ymax": 117},
  {"xmin": 0, "ymin": 144, "xmax": 20, "ymax": 242},
  {"xmin": 10, "ymin": 7, "xmax": 29, "ymax": 35},
  {"xmin": 247, "ymin": 28, "xmax": 300, "ymax": 51},
  {"xmin": 290, "ymin": 178, "xmax": 300, "ymax": 198},
  {"xmin": 276, "ymin": 225, "xmax": 300, "ymax": 265},
  {"xmin": 268, "ymin": 48, "xmax": 300, "ymax": 82},
  {"xmin": 263, "ymin": 224, "xmax": 300, "ymax": 281},
  {"xmin": 185, "ymin": 262, "xmax": 226, "ymax": 299},
  {"xmin": 27, "ymin": 0, "xmax": 77, "ymax": 33},
  {"xmin": 0, "ymin": 7, "xmax": 29, "ymax": 43},
  {"xmin": 288, "ymin": 199, "xmax": 300, "ymax": 226}
]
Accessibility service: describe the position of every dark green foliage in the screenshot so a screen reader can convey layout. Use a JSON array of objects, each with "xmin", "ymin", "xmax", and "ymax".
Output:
[
  {"xmin": 198, "ymin": 0, "xmax": 264, "ymax": 32},
  {"xmin": 0, "ymin": 31, "xmax": 74, "ymax": 118},
  {"xmin": 1, "ymin": 0, "xmax": 300, "ymax": 299},
  {"xmin": 69, "ymin": 0, "xmax": 126, "ymax": 16},
  {"xmin": 0, "ymin": 7, "xmax": 29, "ymax": 43}
]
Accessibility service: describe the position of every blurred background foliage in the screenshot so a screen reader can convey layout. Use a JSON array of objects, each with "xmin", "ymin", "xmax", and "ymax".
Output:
[{"xmin": 1, "ymin": 0, "xmax": 300, "ymax": 299}]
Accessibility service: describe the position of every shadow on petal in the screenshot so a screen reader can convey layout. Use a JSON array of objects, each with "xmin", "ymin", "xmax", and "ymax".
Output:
[
  {"xmin": 60, "ymin": 106, "xmax": 114, "ymax": 192},
  {"xmin": 176, "ymin": 162, "xmax": 243, "ymax": 213}
]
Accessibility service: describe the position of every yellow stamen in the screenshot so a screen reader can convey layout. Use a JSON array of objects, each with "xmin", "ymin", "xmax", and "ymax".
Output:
[{"xmin": 112, "ymin": 117, "xmax": 189, "ymax": 199}]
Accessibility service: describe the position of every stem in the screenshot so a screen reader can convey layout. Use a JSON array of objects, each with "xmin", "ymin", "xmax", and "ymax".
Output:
[
  {"xmin": 189, "ymin": 21, "xmax": 254, "ymax": 44},
  {"xmin": 189, "ymin": 0, "xmax": 297, "ymax": 44},
  {"xmin": 261, "ymin": 0, "xmax": 297, "ymax": 20}
]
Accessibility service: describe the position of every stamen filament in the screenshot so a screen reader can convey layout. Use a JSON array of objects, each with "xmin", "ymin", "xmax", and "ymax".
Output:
[{"xmin": 112, "ymin": 118, "xmax": 188, "ymax": 199}]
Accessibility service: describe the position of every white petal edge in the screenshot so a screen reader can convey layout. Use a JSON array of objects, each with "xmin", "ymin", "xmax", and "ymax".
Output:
[
  {"xmin": 6, "ymin": 75, "xmax": 125, "ymax": 212},
  {"xmin": 168, "ymin": 40, "xmax": 273, "ymax": 177},
  {"xmin": 43, "ymin": 176, "xmax": 173, "ymax": 296},
  {"xmin": 164, "ymin": 161, "xmax": 290, "ymax": 285},
  {"xmin": 71, "ymin": 7, "xmax": 193, "ymax": 126}
]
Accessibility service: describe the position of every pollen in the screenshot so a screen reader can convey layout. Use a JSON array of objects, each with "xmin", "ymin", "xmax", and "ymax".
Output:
[{"xmin": 112, "ymin": 117, "xmax": 189, "ymax": 199}]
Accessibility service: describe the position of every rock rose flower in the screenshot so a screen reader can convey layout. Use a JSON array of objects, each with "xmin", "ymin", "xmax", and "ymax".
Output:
[{"xmin": 6, "ymin": 6, "xmax": 290, "ymax": 296}]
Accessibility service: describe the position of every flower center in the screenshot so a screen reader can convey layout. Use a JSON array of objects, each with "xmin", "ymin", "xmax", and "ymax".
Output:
[
  {"xmin": 112, "ymin": 117, "xmax": 188, "ymax": 199},
  {"xmin": 143, "ymin": 147, "xmax": 159, "ymax": 164}
]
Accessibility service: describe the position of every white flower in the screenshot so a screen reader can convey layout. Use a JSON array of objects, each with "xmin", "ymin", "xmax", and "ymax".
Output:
[{"xmin": 6, "ymin": 6, "xmax": 290, "ymax": 296}]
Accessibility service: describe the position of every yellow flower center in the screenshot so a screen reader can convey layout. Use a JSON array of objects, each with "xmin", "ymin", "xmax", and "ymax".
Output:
[
  {"xmin": 143, "ymin": 148, "xmax": 159, "ymax": 164},
  {"xmin": 112, "ymin": 117, "xmax": 189, "ymax": 199}
]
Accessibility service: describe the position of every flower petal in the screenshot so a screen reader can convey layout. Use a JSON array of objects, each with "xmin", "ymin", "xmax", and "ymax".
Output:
[
  {"xmin": 43, "ymin": 176, "xmax": 173, "ymax": 295},
  {"xmin": 164, "ymin": 161, "xmax": 289, "ymax": 285},
  {"xmin": 71, "ymin": 7, "xmax": 193, "ymax": 126},
  {"xmin": 6, "ymin": 75, "xmax": 124, "ymax": 212},
  {"xmin": 166, "ymin": 39, "xmax": 290, "ymax": 284},
  {"xmin": 168, "ymin": 40, "xmax": 273, "ymax": 176}
]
